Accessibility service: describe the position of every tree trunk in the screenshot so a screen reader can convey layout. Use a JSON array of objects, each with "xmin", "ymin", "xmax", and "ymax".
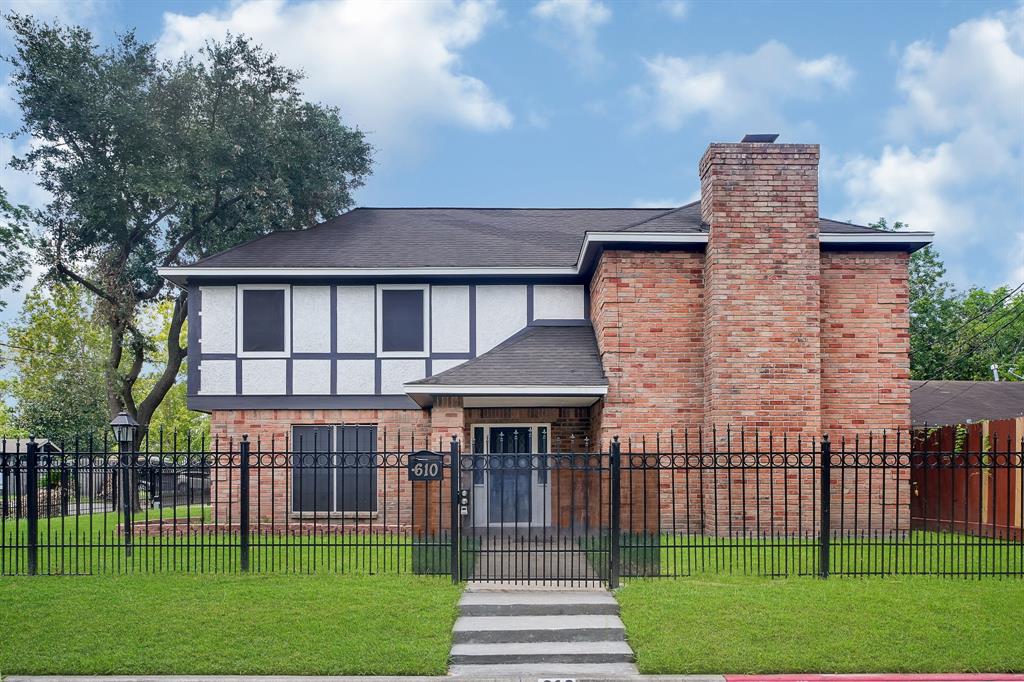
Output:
[{"xmin": 102, "ymin": 291, "xmax": 188, "ymax": 513}]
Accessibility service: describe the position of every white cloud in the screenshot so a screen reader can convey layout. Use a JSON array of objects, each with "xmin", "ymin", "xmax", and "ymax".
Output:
[
  {"xmin": 2, "ymin": 0, "xmax": 100, "ymax": 27},
  {"xmin": 838, "ymin": 143, "xmax": 972, "ymax": 238},
  {"xmin": 658, "ymin": 1, "xmax": 689, "ymax": 21},
  {"xmin": 888, "ymin": 6, "xmax": 1024, "ymax": 140},
  {"xmin": 531, "ymin": 0, "xmax": 611, "ymax": 72},
  {"xmin": 837, "ymin": 5, "xmax": 1024, "ymax": 287},
  {"xmin": 157, "ymin": 0, "xmax": 512, "ymax": 151},
  {"xmin": 632, "ymin": 41, "xmax": 853, "ymax": 131}
]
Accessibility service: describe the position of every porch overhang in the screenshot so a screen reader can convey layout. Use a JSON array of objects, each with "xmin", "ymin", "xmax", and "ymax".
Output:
[
  {"xmin": 404, "ymin": 323, "xmax": 608, "ymax": 409},
  {"xmin": 404, "ymin": 384, "xmax": 607, "ymax": 408}
]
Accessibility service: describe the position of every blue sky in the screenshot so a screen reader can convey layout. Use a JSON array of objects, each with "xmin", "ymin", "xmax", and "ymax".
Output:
[{"xmin": 0, "ymin": 0, "xmax": 1022, "ymax": 324}]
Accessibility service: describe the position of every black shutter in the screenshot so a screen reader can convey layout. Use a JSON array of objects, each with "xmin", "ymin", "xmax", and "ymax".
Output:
[
  {"xmin": 336, "ymin": 426, "xmax": 377, "ymax": 512},
  {"xmin": 291, "ymin": 426, "xmax": 333, "ymax": 513}
]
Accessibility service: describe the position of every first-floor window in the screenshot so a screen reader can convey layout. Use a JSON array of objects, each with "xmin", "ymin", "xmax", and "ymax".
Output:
[{"xmin": 292, "ymin": 425, "xmax": 377, "ymax": 513}]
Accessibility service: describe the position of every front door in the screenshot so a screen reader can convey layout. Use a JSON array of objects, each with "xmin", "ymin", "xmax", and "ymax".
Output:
[
  {"xmin": 469, "ymin": 424, "xmax": 551, "ymax": 528},
  {"xmin": 487, "ymin": 427, "xmax": 532, "ymax": 524}
]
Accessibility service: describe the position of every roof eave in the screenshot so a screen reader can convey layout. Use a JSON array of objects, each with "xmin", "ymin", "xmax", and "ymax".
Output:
[
  {"xmin": 403, "ymin": 383, "xmax": 609, "ymax": 408},
  {"xmin": 158, "ymin": 231, "xmax": 934, "ymax": 284},
  {"xmin": 819, "ymin": 232, "xmax": 934, "ymax": 253}
]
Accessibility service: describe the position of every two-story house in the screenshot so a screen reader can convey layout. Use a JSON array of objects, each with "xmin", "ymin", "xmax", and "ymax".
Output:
[{"xmin": 159, "ymin": 137, "xmax": 931, "ymax": 532}]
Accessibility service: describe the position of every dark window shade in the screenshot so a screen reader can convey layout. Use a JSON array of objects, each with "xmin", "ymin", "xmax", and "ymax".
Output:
[
  {"xmin": 336, "ymin": 426, "xmax": 377, "ymax": 513},
  {"xmin": 242, "ymin": 289, "xmax": 286, "ymax": 352},
  {"xmin": 291, "ymin": 425, "xmax": 377, "ymax": 513},
  {"xmin": 381, "ymin": 289, "xmax": 424, "ymax": 352},
  {"xmin": 292, "ymin": 426, "xmax": 333, "ymax": 513}
]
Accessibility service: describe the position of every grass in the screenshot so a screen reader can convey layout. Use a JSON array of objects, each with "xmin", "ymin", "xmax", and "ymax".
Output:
[
  {"xmin": 618, "ymin": 575, "xmax": 1024, "ymax": 675},
  {"xmin": 1, "ymin": 505, "xmax": 455, "ymax": 576},
  {"xmin": 0, "ymin": 573, "xmax": 462, "ymax": 676},
  {"xmin": 581, "ymin": 531, "xmax": 1024, "ymax": 578}
]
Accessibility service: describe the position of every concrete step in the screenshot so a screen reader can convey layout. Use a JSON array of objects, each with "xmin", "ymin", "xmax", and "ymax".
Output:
[
  {"xmin": 459, "ymin": 589, "xmax": 620, "ymax": 616},
  {"xmin": 450, "ymin": 640, "xmax": 634, "ymax": 665},
  {"xmin": 452, "ymin": 614, "xmax": 625, "ymax": 644},
  {"xmin": 448, "ymin": 661, "xmax": 641, "ymax": 678}
]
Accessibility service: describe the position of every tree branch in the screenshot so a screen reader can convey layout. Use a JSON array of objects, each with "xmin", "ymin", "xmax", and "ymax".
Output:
[
  {"xmin": 136, "ymin": 292, "xmax": 188, "ymax": 430},
  {"xmin": 53, "ymin": 258, "xmax": 118, "ymax": 307},
  {"xmin": 119, "ymin": 337, "xmax": 145, "ymax": 416}
]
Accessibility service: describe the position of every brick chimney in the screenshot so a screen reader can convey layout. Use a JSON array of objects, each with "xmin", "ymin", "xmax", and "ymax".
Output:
[{"xmin": 700, "ymin": 136, "xmax": 822, "ymax": 436}]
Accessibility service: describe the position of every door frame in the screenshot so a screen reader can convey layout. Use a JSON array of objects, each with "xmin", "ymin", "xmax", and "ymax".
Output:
[{"xmin": 468, "ymin": 423, "xmax": 552, "ymax": 528}]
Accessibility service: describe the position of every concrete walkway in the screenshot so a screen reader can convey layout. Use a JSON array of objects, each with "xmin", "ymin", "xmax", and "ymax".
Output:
[
  {"xmin": 448, "ymin": 584, "xmax": 638, "ymax": 678},
  {"xmin": 467, "ymin": 536, "xmax": 603, "ymax": 584}
]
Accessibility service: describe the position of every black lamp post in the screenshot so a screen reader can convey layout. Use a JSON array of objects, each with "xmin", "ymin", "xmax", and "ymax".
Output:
[{"xmin": 110, "ymin": 411, "xmax": 139, "ymax": 555}]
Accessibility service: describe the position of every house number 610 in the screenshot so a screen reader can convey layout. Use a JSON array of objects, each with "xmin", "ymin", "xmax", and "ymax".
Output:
[
  {"xmin": 408, "ymin": 452, "xmax": 444, "ymax": 481},
  {"xmin": 412, "ymin": 461, "xmax": 439, "ymax": 478}
]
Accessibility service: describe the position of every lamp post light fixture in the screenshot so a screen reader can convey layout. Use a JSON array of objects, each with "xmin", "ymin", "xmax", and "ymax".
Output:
[
  {"xmin": 110, "ymin": 411, "xmax": 140, "ymax": 446},
  {"xmin": 109, "ymin": 411, "xmax": 139, "ymax": 556}
]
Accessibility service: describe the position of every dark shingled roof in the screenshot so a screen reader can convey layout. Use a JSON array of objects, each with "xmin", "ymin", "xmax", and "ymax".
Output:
[
  {"xmin": 408, "ymin": 324, "xmax": 607, "ymax": 388},
  {"xmin": 187, "ymin": 202, "xmax": 884, "ymax": 270},
  {"xmin": 911, "ymin": 380, "xmax": 1024, "ymax": 426}
]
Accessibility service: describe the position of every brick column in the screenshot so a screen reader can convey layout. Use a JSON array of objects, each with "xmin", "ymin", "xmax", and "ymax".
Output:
[
  {"xmin": 589, "ymin": 250, "xmax": 705, "ymax": 536},
  {"xmin": 700, "ymin": 141, "xmax": 822, "ymax": 534},
  {"xmin": 415, "ymin": 396, "xmax": 465, "ymax": 534}
]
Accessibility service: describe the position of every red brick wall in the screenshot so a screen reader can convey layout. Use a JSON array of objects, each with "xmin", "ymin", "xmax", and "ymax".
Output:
[
  {"xmin": 589, "ymin": 250, "xmax": 705, "ymax": 533},
  {"xmin": 589, "ymin": 250, "xmax": 705, "ymax": 442},
  {"xmin": 821, "ymin": 251, "xmax": 912, "ymax": 531},
  {"xmin": 821, "ymin": 252, "xmax": 911, "ymax": 436},
  {"xmin": 209, "ymin": 408, "xmax": 430, "ymax": 528}
]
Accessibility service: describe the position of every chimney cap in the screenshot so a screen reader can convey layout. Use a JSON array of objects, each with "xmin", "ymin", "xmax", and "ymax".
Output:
[{"xmin": 741, "ymin": 133, "xmax": 779, "ymax": 143}]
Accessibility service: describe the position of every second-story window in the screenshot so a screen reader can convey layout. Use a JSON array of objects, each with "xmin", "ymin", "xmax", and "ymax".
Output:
[
  {"xmin": 377, "ymin": 285, "xmax": 429, "ymax": 356},
  {"xmin": 238, "ymin": 285, "xmax": 290, "ymax": 357}
]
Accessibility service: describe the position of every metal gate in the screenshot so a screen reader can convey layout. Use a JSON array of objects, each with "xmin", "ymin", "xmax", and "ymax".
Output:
[{"xmin": 455, "ymin": 437, "xmax": 621, "ymax": 585}]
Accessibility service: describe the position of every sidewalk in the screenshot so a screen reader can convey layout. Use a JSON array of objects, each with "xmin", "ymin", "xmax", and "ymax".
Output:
[{"xmin": 6, "ymin": 674, "xmax": 1024, "ymax": 682}]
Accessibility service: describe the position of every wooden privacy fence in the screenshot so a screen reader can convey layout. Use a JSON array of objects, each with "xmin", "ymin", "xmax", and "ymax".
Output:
[{"xmin": 912, "ymin": 418, "xmax": 1023, "ymax": 542}]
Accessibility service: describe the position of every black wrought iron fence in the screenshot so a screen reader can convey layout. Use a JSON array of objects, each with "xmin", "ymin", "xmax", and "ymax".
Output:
[
  {"xmin": 2, "ymin": 430, "xmax": 1021, "ymax": 580},
  {"xmin": 0, "ymin": 433, "xmax": 455, "ymax": 577}
]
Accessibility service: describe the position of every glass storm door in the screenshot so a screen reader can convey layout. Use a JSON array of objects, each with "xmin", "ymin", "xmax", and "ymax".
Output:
[
  {"xmin": 487, "ymin": 427, "xmax": 532, "ymax": 524},
  {"xmin": 469, "ymin": 424, "xmax": 551, "ymax": 528}
]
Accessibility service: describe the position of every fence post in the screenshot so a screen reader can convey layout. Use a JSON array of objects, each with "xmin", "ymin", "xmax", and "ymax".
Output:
[
  {"xmin": 818, "ymin": 434, "xmax": 831, "ymax": 579},
  {"xmin": 1, "ymin": 444, "xmax": 10, "ymax": 520},
  {"xmin": 121, "ymin": 442, "xmax": 133, "ymax": 557},
  {"xmin": 449, "ymin": 435, "xmax": 460, "ymax": 584},
  {"xmin": 609, "ymin": 436, "xmax": 621, "ymax": 589},
  {"xmin": 26, "ymin": 437, "xmax": 39, "ymax": 576},
  {"xmin": 239, "ymin": 435, "xmax": 250, "ymax": 573}
]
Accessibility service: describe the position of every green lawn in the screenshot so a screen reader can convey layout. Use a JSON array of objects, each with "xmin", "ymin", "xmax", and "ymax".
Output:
[
  {"xmin": 0, "ymin": 573, "xmax": 462, "ymax": 676},
  {"xmin": 618, "ymin": 575, "xmax": 1024, "ymax": 675},
  {"xmin": 581, "ymin": 531, "xmax": 1023, "ymax": 578},
  {"xmin": 1, "ymin": 505, "xmax": 455, "ymax": 576}
]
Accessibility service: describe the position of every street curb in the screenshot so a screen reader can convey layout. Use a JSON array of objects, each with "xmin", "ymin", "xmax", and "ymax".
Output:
[{"xmin": 2, "ymin": 676, "xmax": 727, "ymax": 682}]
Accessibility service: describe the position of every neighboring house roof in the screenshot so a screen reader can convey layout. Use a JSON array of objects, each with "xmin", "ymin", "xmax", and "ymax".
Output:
[
  {"xmin": 911, "ymin": 380, "xmax": 1024, "ymax": 426},
  {"xmin": 160, "ymin": 203, "xmax": 932, "ymax": 283},
  {"xmin": 405, "ymin": 324, "xmax": 607, "ymax": 402},
  {"xmin": 1, "ymin": 438, "xmax": 62, "ymax": 454}
]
